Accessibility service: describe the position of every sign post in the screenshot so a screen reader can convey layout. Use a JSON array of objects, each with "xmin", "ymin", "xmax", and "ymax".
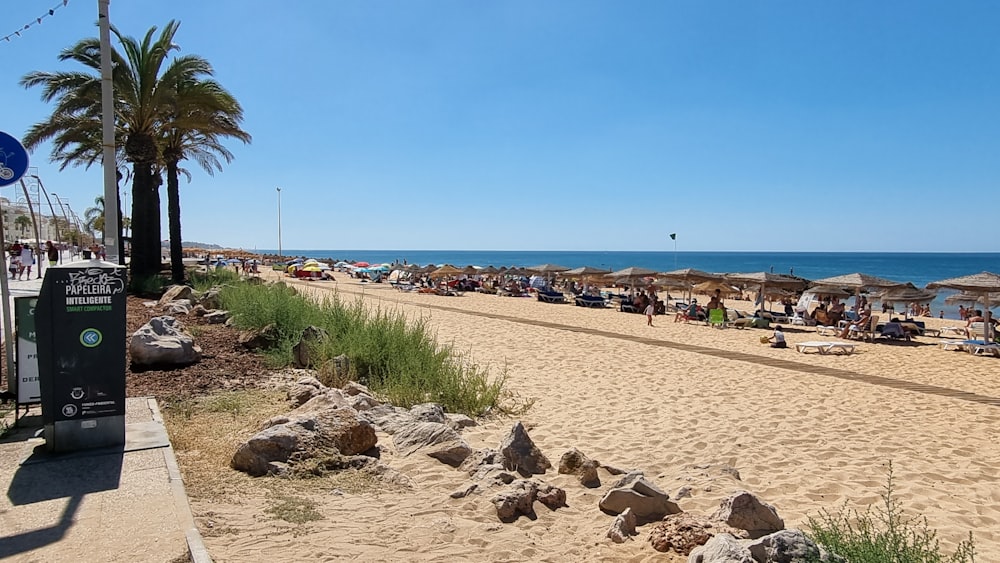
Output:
[
  {"xmin": 35, "ymin": 259, "xmax": 127, "ymax": 452},
  {"xmin": 0, "ymin": 130, "xmax": 30, "ymax": 393}
]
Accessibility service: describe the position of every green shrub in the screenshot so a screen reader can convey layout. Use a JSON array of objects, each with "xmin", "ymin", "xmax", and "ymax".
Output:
[
  {"xmin": 807, "ymin": 462, "xmax": 976, "ymax": 562},
  {"xmin": 129, "ymin": 274, "xmax": 168, "ymax": 296},
  {"xmin": 218, "ymin": 282, "xmax": 522, "ymax": 416},
  {"xmin": 189, "ymin": 268, "xmax": 241, "ymax": 291}
]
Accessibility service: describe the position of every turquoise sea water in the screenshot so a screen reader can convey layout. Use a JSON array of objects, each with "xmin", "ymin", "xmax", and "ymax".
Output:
[{"xmin": 261, "ymin": 250, "xmax": 1000, "ymax": 319}]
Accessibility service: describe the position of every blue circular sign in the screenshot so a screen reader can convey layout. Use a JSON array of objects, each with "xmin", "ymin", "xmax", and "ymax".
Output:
[
  {"xmin": 0, "ymin": 131, "xmax": 29, "ymax": 187},
  {"xmin": 80, "ymin": 328, "xmax": 103, "ymax": 348}
]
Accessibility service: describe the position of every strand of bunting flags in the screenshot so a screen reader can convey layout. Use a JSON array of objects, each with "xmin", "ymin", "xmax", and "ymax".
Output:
[{"xmin": 2, "ymin": 1, "xmax": 71, "ymax": 44}]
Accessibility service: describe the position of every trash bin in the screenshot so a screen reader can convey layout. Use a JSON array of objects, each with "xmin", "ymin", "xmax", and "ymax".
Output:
[
  {"xmin": 36, "ymin": 260, "xmax": 128, "ymax": 452},
  {"xmin": 82, "ymin": 249, "xmax": 92, "ymax": 259}
]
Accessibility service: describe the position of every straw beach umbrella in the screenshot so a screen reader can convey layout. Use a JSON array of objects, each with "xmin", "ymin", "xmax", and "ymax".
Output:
[
  {"xmin": 562, "ymin": 266, "xmax": 612, "ymax": 278},
  {"xmin": 876, "ymin": 283, "xmax": 937, "ymax": 304},
  {"xmin": 810, "ymin": 272, "xmax": 905, "ymax": 310},
  {"xmin": 609, "ymin": 266, "xmax": 658, "ymax": 281},
  {"xmin": 430, "ymin": 264, "xmax": 463, "ymax": 278},
  {"xmin": 944, "ymin": 291, "xmax": 1000, "ymax": 306},
  {"xmin": 724, "ymin": 272, "xmax": 806, "ymax": 312},
  {"xmin": 928, "ymin": 272, "xmax": 1000, "ymax": 341},
  {"xmin": 526, "ymin": 264, "xmax": 571, "ymax": 274},
  {"xmin": 659, "ymin": 268, "xmax": 722, "ymax": 302}
]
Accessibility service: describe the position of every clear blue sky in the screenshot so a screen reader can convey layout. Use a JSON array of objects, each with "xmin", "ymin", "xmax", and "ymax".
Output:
[{"xmin": 2, "ymin": 1, "xmax": 998, "ymax": 252}]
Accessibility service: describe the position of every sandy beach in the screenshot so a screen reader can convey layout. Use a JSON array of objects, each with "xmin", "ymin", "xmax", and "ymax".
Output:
[{"xmin": 192, "ymin": 271, "xmax": 1000, "ymax": 562}]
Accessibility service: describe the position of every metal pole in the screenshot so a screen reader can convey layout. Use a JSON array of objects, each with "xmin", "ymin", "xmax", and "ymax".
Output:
[
  {"xmin": 18, "ymin": 179, "xmax": 43, "ymax": 278},
  {"xmin": 98, "ymin": 0, "xmax": 118, "ymax": 264},
  {"xmin": 0, "ymin": 197, "xmax": 15, "ymax": 392},
  {"xmin": 31, "ymin": 176, "xmax": 62, "ymax": 265},
  {"xmin": 276, "ymin": 187, "xmax": 282, "ymax": 259},
  {"xmin": 51, "ymin": 194, "xmax": 73, "ymax": 251}
]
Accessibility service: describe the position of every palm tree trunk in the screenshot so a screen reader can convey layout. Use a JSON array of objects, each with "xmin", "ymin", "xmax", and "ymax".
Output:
[
  {"xmin": 129, "ymin": 164, "xmax": 161, "ymax": 280},
  {"xmin": 166, "ymin": 160, "xmax": 184, "ymax": 284}
]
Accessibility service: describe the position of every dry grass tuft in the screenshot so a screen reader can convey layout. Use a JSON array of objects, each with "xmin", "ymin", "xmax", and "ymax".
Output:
[
  {"xmin": 162, "ymin": 388, "xmax": 290, "ymax": 501},
  {"xmin": 162, "ymin": 387, "xmax": 397, "ymax": 504}
]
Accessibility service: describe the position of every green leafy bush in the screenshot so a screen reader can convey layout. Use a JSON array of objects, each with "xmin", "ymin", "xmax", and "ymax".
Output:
[{"xmin": 807, "ymin": 462, "xmax": 976, "ymax": 563}]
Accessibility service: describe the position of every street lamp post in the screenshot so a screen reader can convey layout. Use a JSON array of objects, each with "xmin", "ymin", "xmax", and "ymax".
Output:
[
  {"xmin": 31, "ymin": 175, "xmax": 63, "ymax": 264},
  {"xmin": 276, "ymin": 187, "xmax": 282, "ymax": 259},
  {"xmin": 51, "ymin": 193, "xmax": 74, "ymax": 261}
]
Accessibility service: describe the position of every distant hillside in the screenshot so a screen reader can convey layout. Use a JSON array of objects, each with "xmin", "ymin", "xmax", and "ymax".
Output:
[{"xmin": 162, "ymin": 240, "xmax": 223, "ymax": 249}]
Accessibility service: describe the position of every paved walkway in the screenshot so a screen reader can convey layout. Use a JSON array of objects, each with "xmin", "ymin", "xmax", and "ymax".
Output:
[{"xmin": 0, "ymin": 397, "xmax": 208, "ymax": 562}]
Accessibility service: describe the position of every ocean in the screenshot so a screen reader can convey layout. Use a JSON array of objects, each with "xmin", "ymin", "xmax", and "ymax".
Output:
[{"xmin": 260, "ymin": 250, "xmax": 1000, "ymax": 319}]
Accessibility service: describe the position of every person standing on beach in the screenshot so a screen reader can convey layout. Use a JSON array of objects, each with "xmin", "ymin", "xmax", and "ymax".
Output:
[{"xmin": 645, "ymin": 301, "xmax": 655, "ymax": 326}]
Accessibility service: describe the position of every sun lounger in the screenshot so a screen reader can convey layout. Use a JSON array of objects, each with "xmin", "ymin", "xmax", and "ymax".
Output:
[
  {"xmin": 970, "ymin": 343, "xmax": 1000, "ymax": 357},
  {"xmin": 939, "ymin": 339, "xmax": 968, "ymax": 351},
  {"xmin": 575, "ymin": 295, "xmax": 607, "ymax": 308},
  {"xmin": 816, "ymin": 325, "xmax": 839, "ymax": 336},
  {"xmin": 795, "ymin": 341, "xmax": 856, "ymax": 355},
  {"xmin": 537, "ymin": 289, "xmax": 567, "ymax": 304},
  {"xmin": 939, "ymin": 326, "xmax": 966, "ymax": 337}
]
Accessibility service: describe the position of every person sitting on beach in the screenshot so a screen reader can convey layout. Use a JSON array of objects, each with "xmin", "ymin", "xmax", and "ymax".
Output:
[
  {"xmin": 839, "ymin": 308, "xmax": 872, "ymax": 339},
  {"xmin": 675, "ymin": 299, "xmax": 699, "ymax": 322},
  {"xmin": 768, "ymin": 325, "xmax": 787, "ymax": 348}
]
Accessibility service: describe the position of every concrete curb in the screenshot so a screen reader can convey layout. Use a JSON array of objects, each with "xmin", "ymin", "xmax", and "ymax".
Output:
[{"xmin": 147, "ymin": 398, "xmax": 213, "ymax": 563}]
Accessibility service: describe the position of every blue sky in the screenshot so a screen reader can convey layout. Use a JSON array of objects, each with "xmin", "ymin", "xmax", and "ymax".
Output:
[{"xmin": 1, "ymin": 1, "xmax": 998, "ymax": 252}]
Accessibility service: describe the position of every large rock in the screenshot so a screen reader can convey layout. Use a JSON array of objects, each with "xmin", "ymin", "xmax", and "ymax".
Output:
[
  {"xmin": 650, "ymin": 513, "xmax": 748, "ymax": 556},
  {"xmin": 164, "ymin": 299, "xmax": 192, "ymax": 315},
  {"xmin": 129, "ymin": 316, "xmax": 202, "ymax": 367},
  {"xmin": 199, "ymin": 286, "xmax": 223, "ymax": 309},
  {"xmin": 410, "ymin": 403, "xmax": 447, "ymax": 423},
  {"xmin": 745, "ymin": 529, "xmax": 843, "ymax": 563},
  {"xmin": 492, "ymin": 479, "xmax": 538, "ymax": 522},
  {"xmin": 711, "ymin": 490, "xmax": 785, "ymax": 539},
  {"xmin": 687, "ymin": 534, "xmax": 755, "ymax": 563},
  {"xmin": 231, "ymin": 393, "xmax": 376, "ymax": 476},
  {"xmin": 204, "ymin": 310, "xmax": 230, "ymax": 324},
  {"xmin": 292, "ymin": 325, "xmax": 328, "ymax": 368},
  {"xmin": 498, "ymin": 421, "xmax": 551, "ymax": 477},
  {"xmin": 391, "ymin": 421, "xmax": 472, "ymax": 467},
  {"xmin": 606, "ymin": 507, "xmax": 637, "ymax": 543},
  {"xmin": 318, "ymin": 354, "xmax": 351, "ymax": 387},
  {"xmin": 598, "ymin": 472, "xmax": 681, "ymax": 523},
  {"xmin": 491, "ymin": 479, "xmax": 565, "ymax": 522},
  {"xmin": 558, "ymin": 448, "xmax": 600, "ymax": 487},
  {"xmin": 287, "ymin": 376, "xmax": 329, "ymax": 407},
  {"xmin": 158, "ymin": 284, "xmax": 193, "ymax": 306},
  {"xmin": 239, "ymin": 323, "xmax": 280, "ymax": 350},
  {"xmin": 358, "ymin": 404, "xmax": 414, "ymax": 435}
]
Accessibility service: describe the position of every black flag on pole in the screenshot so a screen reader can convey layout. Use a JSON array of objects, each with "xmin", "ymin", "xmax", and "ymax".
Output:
[{"xmin": 669, "ymin": 233, "xmax": 676, "ymax": 240}]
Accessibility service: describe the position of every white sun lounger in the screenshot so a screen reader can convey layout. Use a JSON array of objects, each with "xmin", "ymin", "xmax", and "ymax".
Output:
[
  {"xmin": 816, "ymin": 325, "xmax": 839, "ymax": 336},
  {"xmin": 795, "ymin": 341, "xmax": 856, "ymax": 355},
  {"xmin": 970, "ymin": 343, "xmax": 1000, "ymax": 357},
  {"xmin": 939, "ymin": 340, "xmax": 968, "ymax": 351}
]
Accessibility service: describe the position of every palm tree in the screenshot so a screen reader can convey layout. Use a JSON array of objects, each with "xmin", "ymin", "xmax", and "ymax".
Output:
[
  {"xmin": 160, "ymin": 73, "xmax": 250, "ymax": 283},
  {"xmin": 13, "ymin": 215, "xmax": 32, "ymax": 237},
  {"xmin": 21, "ymin": 21, "xmax": 193, "ymax": 280},
  {"xmin": 83, "ymin": 196, "xmax": 106, "ymax": 241}
]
